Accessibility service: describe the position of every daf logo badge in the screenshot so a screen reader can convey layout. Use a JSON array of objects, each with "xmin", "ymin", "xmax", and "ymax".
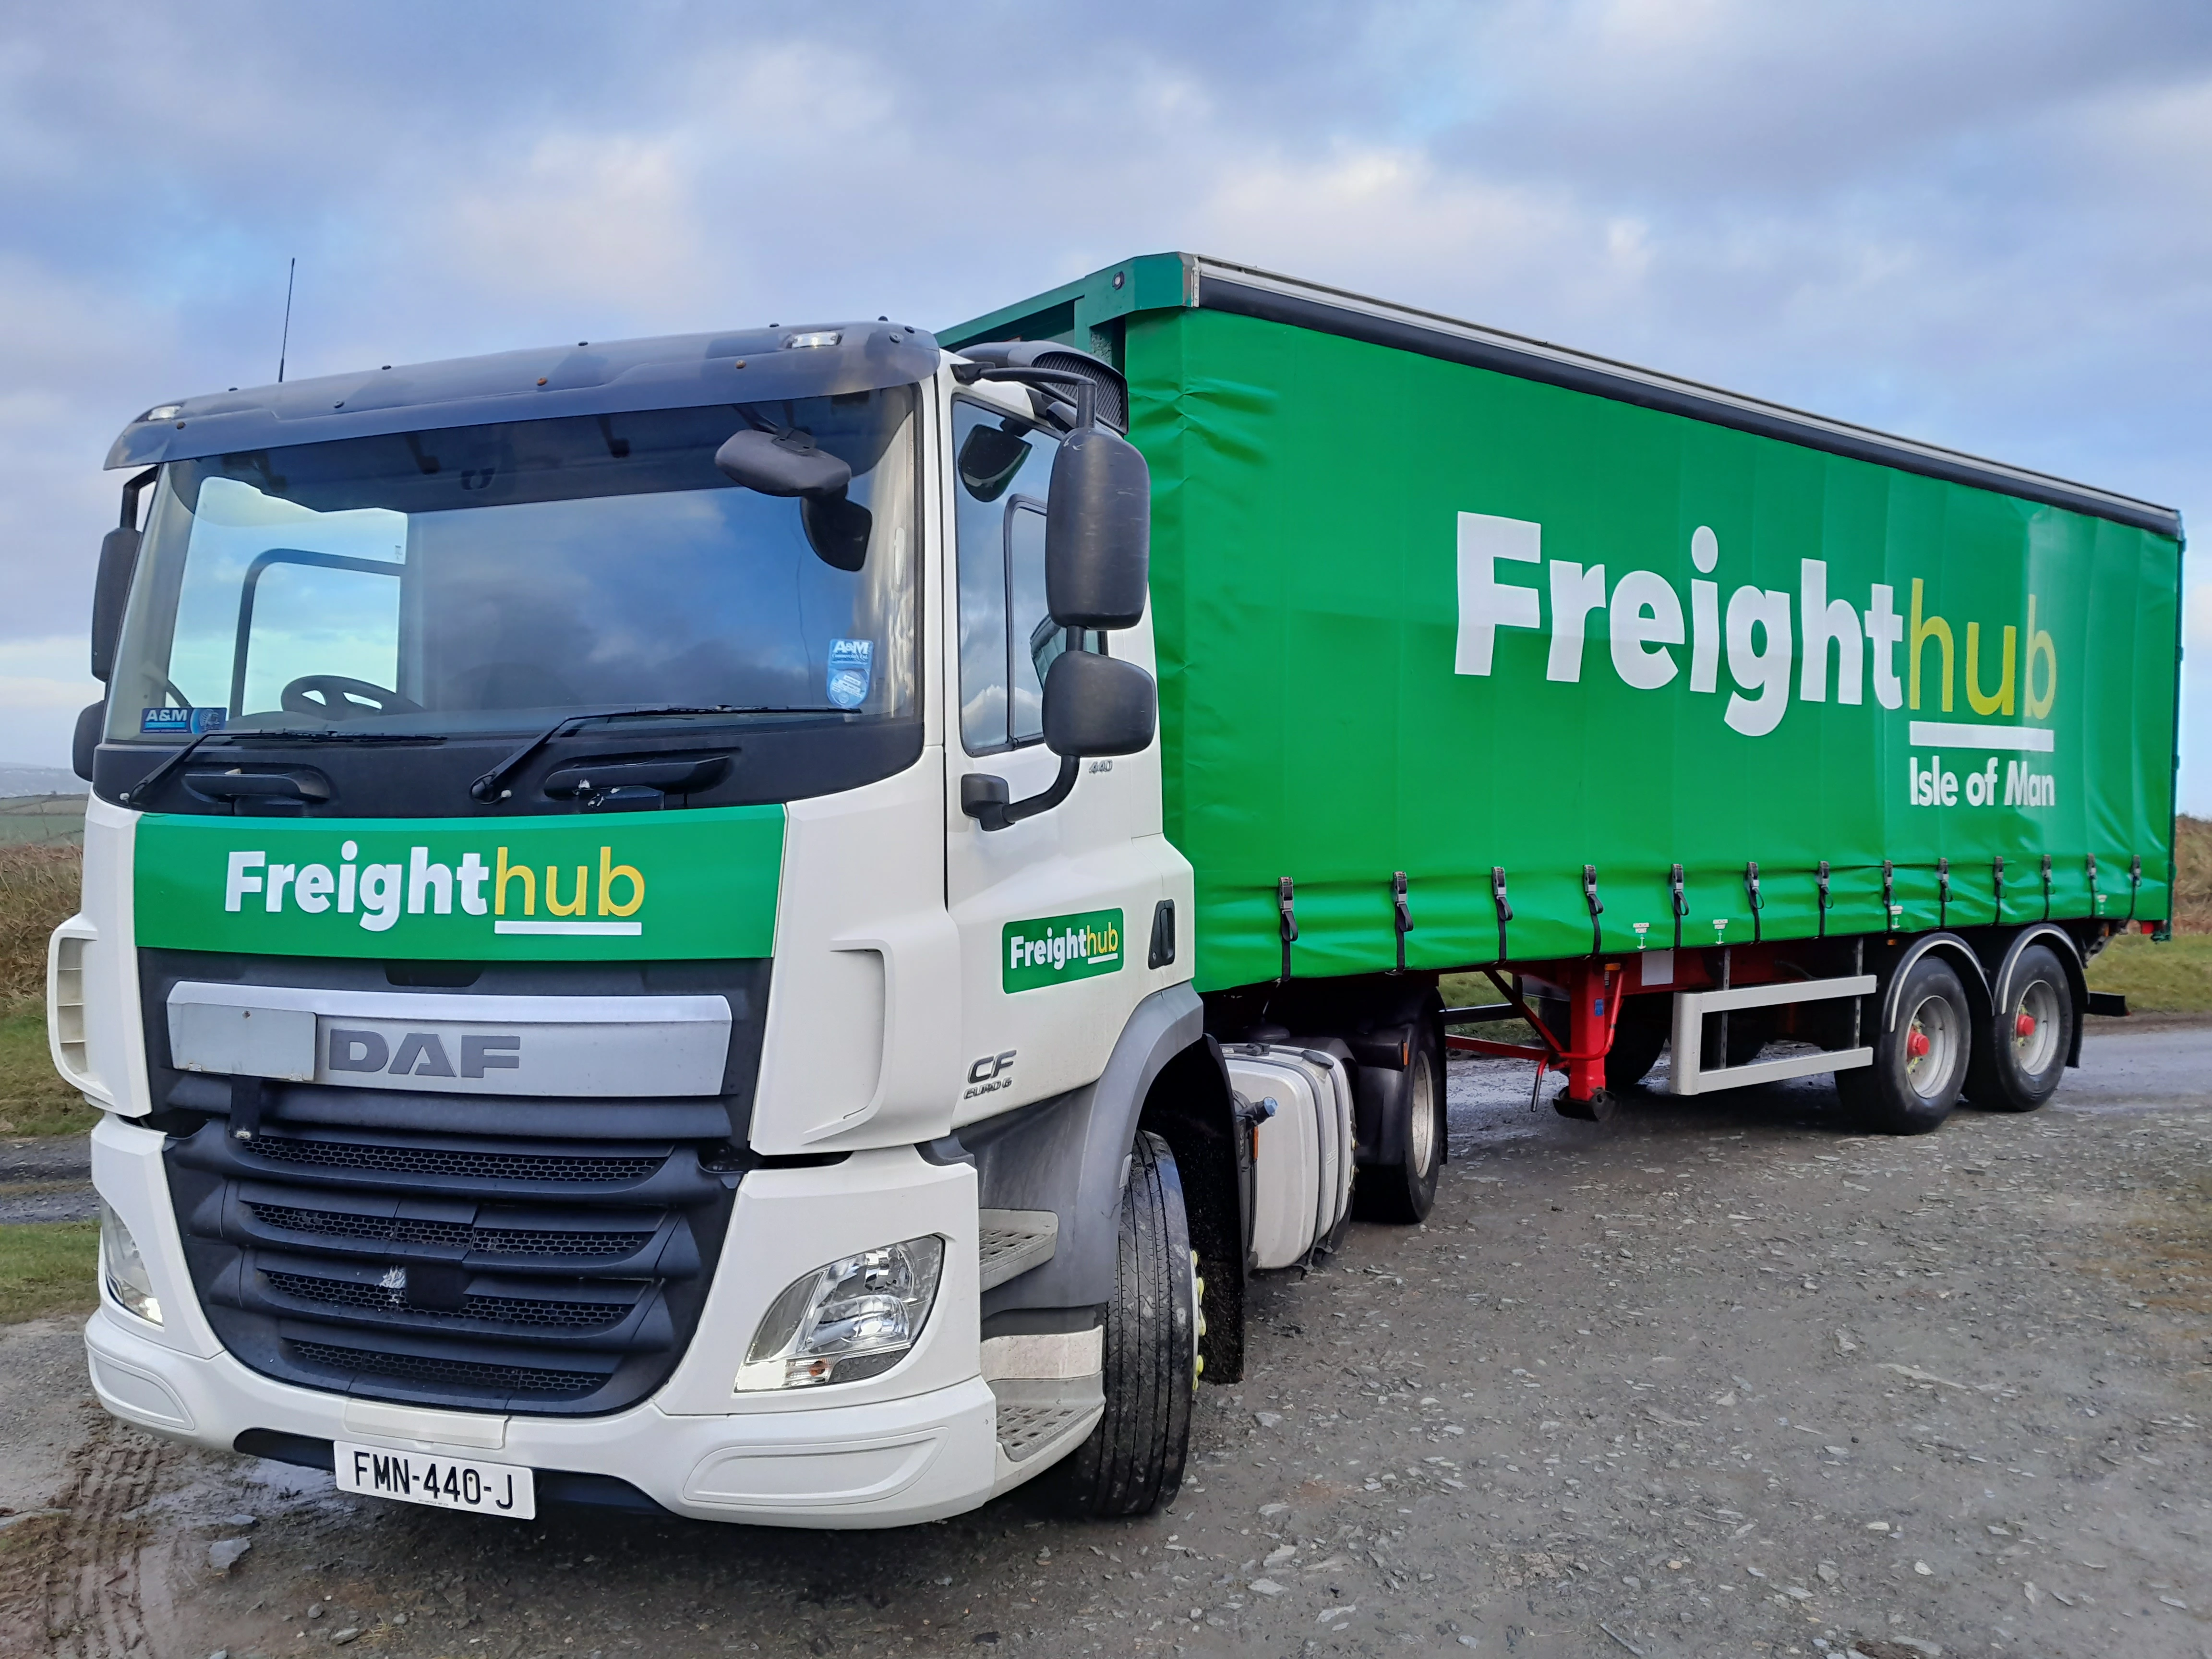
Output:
[{"xmin": 328, "ymin": 1028, "xmax": 521, "ymax": 1079}]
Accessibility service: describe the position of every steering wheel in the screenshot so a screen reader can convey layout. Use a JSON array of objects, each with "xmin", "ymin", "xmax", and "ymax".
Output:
[{"xmin": 279, "ymin": 674, "xmax": 425, "ymax": 720}]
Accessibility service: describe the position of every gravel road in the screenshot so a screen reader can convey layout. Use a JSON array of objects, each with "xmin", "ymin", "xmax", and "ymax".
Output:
[
  {"xmin": 1, "ymin": 1025, "xmax": 2206, "ymax": 1659},
  {"xmin": 0, "ymin": 1135, "xmax": 94, "ymax": 1225}
]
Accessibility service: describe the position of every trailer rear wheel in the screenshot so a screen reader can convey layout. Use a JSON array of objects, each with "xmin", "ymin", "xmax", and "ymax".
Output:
[
  {"xmin": 1965, "ymin": 943, "xmax": 2073, "ymax": 1112},
  {"xmin": 1605, "ymin": 998, "xmax": 1671, "ymax": 1091},
  {"xmin": 1701, "ymin": 1006, "xmax": 1773, "ymax": 1070},
  {"xmin": 1837, "ymin": 956, "xmax": 1970, "ymax": 1134},
  {"xmin": 1054, "ymin": 1131, "xmax": 1195, "ymax": 1517},
  {"xmin": 1351, "ymin": 1041, "xmax": 1443, "ymax": 1224}
]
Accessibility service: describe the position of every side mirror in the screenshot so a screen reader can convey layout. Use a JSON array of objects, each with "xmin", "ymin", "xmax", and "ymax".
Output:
[
  {"xmin": 717, "ymin": 428, "xmax": 872, "ymax": 571},
  {"xmin": 73, "ymin": 699, "xmax": 105, "ymax": 781},
  {"xmin": 956, "ymin": 423, "xmax": 1031, "ymax": 503},
  {"xmin": 1045, "ymin": 427, "xmax": 1149, "ymax": 628},
  {"xmin": 962, "ymin": 649, "xmax": 1155, "ymax": 832},
  {"xmin": 1042, "ymin": 648, "xmax": 1155, "ymax": 757},
  {"xmin": 90, "ymin": 526, "xmax": 140, "ymax": 682},
  {"xmin": 799, "ymin": 494, "xmax": 871, "ymax": 573}
]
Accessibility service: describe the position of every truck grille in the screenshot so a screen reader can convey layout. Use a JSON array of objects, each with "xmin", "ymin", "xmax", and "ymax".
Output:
[
  {"xmin": 164, "ymin": 1117, "xmax": 735, "ymax": 1416},
  {"xmin": 262, "ymin": 1269, "xmax": 637, "ymax": 1331},
  {"xmin": 245, "ymin": 1135, "xmax": 665, "ymax": 1185},
  {"xmin": 289, "ymin": 1342, "xmax": 610, "ymax": 1398},
  {"xmin": 244, "ymin": 1202, "xmax": 654, "ymax": 1261}
]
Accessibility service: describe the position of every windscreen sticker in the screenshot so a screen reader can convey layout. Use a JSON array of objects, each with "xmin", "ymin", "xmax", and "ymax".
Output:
[
  {"xmin": 826, "ymin": 638, "xmax": 873, "ymax": 709},
  {"xmin": 141, "ymin": 706, "xmax": 227, "ymax": 735},
  {"xmin": 1003, "ymin": 909, "xmax": 1124, "ymax": 993}
]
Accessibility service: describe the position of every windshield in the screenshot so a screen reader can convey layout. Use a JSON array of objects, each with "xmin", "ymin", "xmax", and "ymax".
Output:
[{"xmin": 106, "ymin": 389, "xmax": 918, "ymax": 741}]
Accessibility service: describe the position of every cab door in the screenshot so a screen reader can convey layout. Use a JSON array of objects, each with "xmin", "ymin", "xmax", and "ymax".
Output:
[{"xmin": 941, "ymin": 387, "xmax": 1178, "ymax": 1122}]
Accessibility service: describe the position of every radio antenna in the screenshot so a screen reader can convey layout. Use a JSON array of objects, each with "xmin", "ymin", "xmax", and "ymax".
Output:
[{"xmin": 276, "ymin": 257, "xmax": 297, "ymax": 383}]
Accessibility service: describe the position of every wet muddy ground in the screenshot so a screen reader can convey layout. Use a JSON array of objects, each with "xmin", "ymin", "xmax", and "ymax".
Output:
[{"xmin": 1, "ymin": 1026, "xmax": 2207, "ymax": 1659}]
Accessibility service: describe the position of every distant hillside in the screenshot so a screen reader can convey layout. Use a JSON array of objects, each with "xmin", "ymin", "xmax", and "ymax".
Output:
[
  {"xmin": 0, "ymin": 795, "xmax": 84, "ymax": 848},
  {"xmin": 0, "ymin": 765, "xmax": 81, "ymax": 798}
]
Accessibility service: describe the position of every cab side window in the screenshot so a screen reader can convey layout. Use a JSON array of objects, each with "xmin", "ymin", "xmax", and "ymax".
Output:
[{"xmin": 952, "ymin": 400, "xmax": 1061, "ymax": 755}]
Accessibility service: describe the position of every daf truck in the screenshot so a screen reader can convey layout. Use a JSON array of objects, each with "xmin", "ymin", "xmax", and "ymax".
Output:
[{"xmin": 55, "ymin": 253, "xmax": 2181, "ymax": 1527}]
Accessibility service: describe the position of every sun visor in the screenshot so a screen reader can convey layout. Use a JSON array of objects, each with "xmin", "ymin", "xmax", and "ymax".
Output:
[{"xmin": 106, "ymin": 324, "xmax": 941, "ymax": 469}]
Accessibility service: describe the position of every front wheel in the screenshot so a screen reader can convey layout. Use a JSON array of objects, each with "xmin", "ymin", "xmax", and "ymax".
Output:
[
  {"xmin": 1965, "ymin": 943, "xmax": 2074, "ymax": 1112},
  {"xmin": 1837, "ymin": 955, "xmax": 1971, "ymax": 1134},
  {"xmin": 1054, "ymin": 1131, "xmax": 1196, "ymax": 1517}
]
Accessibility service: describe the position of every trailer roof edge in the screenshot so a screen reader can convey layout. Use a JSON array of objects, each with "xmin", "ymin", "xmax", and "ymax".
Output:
[{"xmin": 944, "ymin": 253, "xmax": 2181, "ymax": 542}]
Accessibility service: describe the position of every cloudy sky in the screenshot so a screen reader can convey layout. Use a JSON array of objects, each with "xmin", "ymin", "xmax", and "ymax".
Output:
[{"xmin": 4, "ymin": 0, "xmax": 2209, "ymax": 801}]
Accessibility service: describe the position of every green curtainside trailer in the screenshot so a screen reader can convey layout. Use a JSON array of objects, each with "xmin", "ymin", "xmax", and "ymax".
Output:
[{"xmin": 945, "ymin": 254, "xmax": 2183, "ymax": 997}]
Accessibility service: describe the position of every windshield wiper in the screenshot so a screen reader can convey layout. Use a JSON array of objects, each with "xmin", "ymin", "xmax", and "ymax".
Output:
[
  {"xmin": 468, "ymin": 706, "xmax": 831, "ymax": 803},
  {"xmin": 120, "ymin": 727, "xmax": 439, "ymax": 808}
]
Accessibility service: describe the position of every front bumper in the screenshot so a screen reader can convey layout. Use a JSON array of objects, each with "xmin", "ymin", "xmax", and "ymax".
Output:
[
  {"xmin": 90, "ymin": 1115, "xmax": 1017, "ymax": 1528},
  {"xmin": 85, "ymin": 1306, "xmax": 1001, "ymax": 1527}
]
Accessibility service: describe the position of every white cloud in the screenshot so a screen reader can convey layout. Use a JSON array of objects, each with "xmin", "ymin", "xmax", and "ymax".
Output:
[
  {"xmin": 0, "ymin": 635, "xmax": 98, "ymax": 770},
  {"xmin": 432, "ymin": 133, "xmax": 710, "ymax": 318},
  {"xmin": 1166, "ymin": 142, "xmax": 1634, "ymax": 322},
  {"xmin": 2187, "ymin": 581, "xmax": 2212, "ymax": 651},
  {"xmin": 0, "ymin": 635, "xmax": 97, "ymax": 697}
]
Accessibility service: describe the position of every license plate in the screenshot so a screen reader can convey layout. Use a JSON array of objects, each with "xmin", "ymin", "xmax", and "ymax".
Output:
[{"xmin": 333, "ymin": 1441, "xmax": 536, "ymax": 1519}]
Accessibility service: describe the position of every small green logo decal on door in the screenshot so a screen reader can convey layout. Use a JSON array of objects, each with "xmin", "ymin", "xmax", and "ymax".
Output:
[{"xmin": 1004, "ymin": 909, "xmax": 1124, "ymax": 992}]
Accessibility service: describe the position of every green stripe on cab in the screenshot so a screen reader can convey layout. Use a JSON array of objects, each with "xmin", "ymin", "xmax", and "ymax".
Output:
[{"xmin": 134, "ymin": 805, "xmax": 785, "ymax": 961}]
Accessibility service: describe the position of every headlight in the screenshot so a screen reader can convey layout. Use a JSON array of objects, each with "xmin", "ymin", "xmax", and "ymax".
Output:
[
  {"xmin": 735, "ymin": 1236, "xmax": 943, "ymax": 1392},
  {"xmin": 99, "ymin": 1201, "xmax": 162, "ymax": 1325}
]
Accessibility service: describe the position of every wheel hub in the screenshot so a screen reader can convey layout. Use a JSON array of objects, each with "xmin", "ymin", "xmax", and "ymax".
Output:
[
  {"xmin": 1900, "ymin": 991, "xmax": 1959, "ymax": 1101},
  {"xmin": 2011, "ymin": 976, "xmax": 2063, "ymax": 1074}
]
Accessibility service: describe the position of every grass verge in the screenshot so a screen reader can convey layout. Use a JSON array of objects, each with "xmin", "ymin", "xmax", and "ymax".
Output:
[
  {"xmin": 0, "ymin": 820, "xmax": 94, "ymax": 1137},
  {"xmin": 2086, "ymin": 931, "xmax": 2212, "ymax": 1017},
  {"xmin": 0, "ymin": 1004, "xmax": 97, "ymax": 1138},
  {"xmin": 0, "ymin": 1219, "xmax": 97, "ymax": 1324},
  {"xmin": 1439, "ymin": 971, "xmax": 1539, "ymax": 1046},
  {"xmin": 0, "ymin": 842, "xmax": 77, "ymax": 1005}
]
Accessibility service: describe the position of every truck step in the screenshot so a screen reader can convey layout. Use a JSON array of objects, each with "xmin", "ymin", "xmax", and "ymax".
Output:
[
  {"xmin": 995, "ymin": 1402, "xmax": 1095, "ymax": 1463},
  {"xmin": 977, "ymin": 1209, "xmax": 1058, "ymax": 1291},
  {"xmin": 988, "ymin": 1370, "xmax": 1105, "ymax": 1466}
]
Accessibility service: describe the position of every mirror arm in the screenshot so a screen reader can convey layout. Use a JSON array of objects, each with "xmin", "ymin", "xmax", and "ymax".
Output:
[
  {"xmin": 961, "ymin": 754, "xmax": 1079, "ymax": 832},
  {"xmin": 119, "ymin": 466, "xmax": 157, "ymax": 530},
  {"xmin": 950, "ymin": 364, "xmax": 1096, "ymax": 431}
]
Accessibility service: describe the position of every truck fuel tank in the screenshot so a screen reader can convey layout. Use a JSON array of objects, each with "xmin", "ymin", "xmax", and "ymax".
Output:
[{"xmin": 1224, "ymin": 1044, "xmax": 1355, "ymax": 1270}]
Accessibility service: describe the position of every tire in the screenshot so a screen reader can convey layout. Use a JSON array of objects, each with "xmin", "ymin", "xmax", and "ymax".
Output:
[
  {"xmin": 1531, "ymin": 993, "xmax": 1570, "ymax": 1051},
  {"xmin": 1054, "ymin": 1131, "xmax": 1196, "ymax": 1517},
  {"xmin": 1966, "ymin": 942, "xmax": 2074, "ymax": 1111},
  {"xmin": 1837, "ymin": 955, "xmax": 1971, "ymax": 1134},
  {"xmin": 1351, "ymin": 1039, "xmax": 1443, "ymax": 1224},
  {"xmin": 1700, "ymin": 1005, "xmax": 1773, "ymax": 1070},
  {"xmin": 1605, "ymin": 997, "xmax": 1670, "ymax": 1091}
]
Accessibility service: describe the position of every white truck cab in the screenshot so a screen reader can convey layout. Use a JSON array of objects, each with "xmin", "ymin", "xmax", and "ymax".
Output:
[{"xmin": 56, "ymin": 324, "xmax": 1341, "ymax": 1527}]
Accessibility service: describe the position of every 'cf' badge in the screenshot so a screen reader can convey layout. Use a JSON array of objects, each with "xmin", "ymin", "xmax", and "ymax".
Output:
[{"xmin": 966, "ymin": 1050, "xmax": 1017, "ymax": 1084}]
